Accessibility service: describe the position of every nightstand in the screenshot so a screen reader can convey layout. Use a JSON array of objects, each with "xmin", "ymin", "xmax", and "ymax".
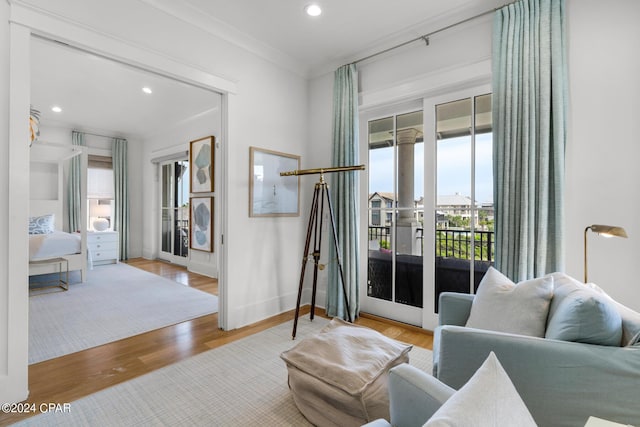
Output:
[{"xmin": 88, "ymin": 231, "xmax": 119, "ymax": 265}]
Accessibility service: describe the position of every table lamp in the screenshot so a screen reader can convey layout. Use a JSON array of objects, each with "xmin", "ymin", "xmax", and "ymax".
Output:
[{"xmin": 92, "ymin": 201, "xmax": 111, "ymax": 231}]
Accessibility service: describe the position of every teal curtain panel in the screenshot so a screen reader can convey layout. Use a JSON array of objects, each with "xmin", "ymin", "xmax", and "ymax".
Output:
[
  {"xmin": 327, "ymin": 64, "xmax": 360, "ymax": 320},
  {"xmin": 492, "ymin": 0, "xmax": 568, "ymax": 281},
  {"xmin": 112, "ymin": 138, "xmax": 130, "ymax": 260},
  {"xmin": 67, "ymin": 131, "xmax": 84, "ymax": 233}
]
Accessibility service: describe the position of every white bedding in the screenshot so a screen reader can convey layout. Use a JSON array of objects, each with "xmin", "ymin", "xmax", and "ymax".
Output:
[{"xmin": 29, "ymin": 230, "xmax": 81, "ymax": 261}]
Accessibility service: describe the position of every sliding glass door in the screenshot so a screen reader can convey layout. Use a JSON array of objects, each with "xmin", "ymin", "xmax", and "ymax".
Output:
[{"xmin": 159, "ymin": 160, "xmax": 190, "ymax": 265}]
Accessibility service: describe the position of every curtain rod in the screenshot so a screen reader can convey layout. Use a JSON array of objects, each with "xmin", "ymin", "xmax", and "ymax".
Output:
[
  {"xmin": 74, "ymin": 130, "xmax": 126, "ymax": 140},
  {"xmin": 350, "ymin": 3, "xmax": 509, "ymax": 66}
]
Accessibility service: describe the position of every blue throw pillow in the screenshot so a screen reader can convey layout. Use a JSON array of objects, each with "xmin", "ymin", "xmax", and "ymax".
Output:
[
  {"xmin": 29, "ymin": 214, "xmax": 55, "ymax": 234},
  {"xmin": 546, "ymin": 288, "xmax": 622, "ymax": 346}
]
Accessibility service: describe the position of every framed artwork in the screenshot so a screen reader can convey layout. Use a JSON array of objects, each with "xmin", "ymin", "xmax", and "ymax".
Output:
[
  {"xmin": 190, "ymin": 136, "xmax": 214, "ymax": 193},
  {"xmin": 249, "ymin": 147, "xmax": 300, "ymax": 217},
  {"xmin": 190, "ymin": 197, "xmax": 213, "ymax": 252}
]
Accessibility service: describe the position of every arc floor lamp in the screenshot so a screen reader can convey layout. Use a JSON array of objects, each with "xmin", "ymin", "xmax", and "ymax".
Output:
[{"xmin": 584, "ymin": 224, "xmax": 628, "ymax": 283}]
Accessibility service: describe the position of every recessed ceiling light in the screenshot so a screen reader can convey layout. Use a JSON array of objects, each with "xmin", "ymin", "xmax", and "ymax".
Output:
[
  {"xmin": 51, "ymin": 106, "xmax": 62, "ymax": 113},
  {"xmin": 142, "ymin": 87, "xmax": 153, "ymax": 94},
  {"xmin": 305, "ymin": 4, "xmax": 322, "ymax": 17}
]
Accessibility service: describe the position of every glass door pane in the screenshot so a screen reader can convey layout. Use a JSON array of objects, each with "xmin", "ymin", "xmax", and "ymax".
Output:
[
  {"xmin": 174, "ymin": 161, "xmax": 189, "ymax": 257},
  {"xmin": 161, "ymin": 164, "xmax": 172, "ymax": 254},
  {"xmin": 434, "ymin": 94, "xmax": 493, "ymax": 311},
  {"xmin": 394, "ymin": 111, "xmax": 424, "ymax": 307},
  {"xmin": 367, "ymin": 116, "xmax": 394, "ymax": 302},
  {"xmin": 367, "ymin": 110, "xmax": 424, "ymax": 309},
  {"xmin": 473, "ymin": 94, "xmax": 494, "ymax": 290},
  {"xmin": 160, "ymin": 160, "xmax": 189, "ymax": 262}
]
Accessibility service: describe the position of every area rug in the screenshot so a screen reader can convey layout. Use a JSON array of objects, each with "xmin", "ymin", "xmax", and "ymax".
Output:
[
  {"xmin": 18, "ymin": 316, "xmax": 433, "ymax": 426},
  {"xmin": 29, "ymin": 263, "xmax": 218, "ymax": 364}
]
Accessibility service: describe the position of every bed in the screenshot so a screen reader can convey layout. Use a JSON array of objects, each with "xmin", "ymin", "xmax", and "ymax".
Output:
[{"xmin": 29, "ymin": 142, "xmax": 88, "ymax": 282}]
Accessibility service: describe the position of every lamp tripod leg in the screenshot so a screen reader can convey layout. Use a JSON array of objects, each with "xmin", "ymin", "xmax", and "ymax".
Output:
[
  {"xmin": 309, "ymin": 183, "xmax": 325, "ymax": 322},
  {"xmin": 292, "ymin": 185, "xmax": 320, "ymax": 339}
]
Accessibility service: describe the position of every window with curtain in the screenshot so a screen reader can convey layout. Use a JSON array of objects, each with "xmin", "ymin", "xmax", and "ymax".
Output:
[{"xmin": 87, "ymin": 155, "xmax": 114, "ymax": 231}]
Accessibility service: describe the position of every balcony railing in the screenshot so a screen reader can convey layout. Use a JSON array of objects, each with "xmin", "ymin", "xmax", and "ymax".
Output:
[
  {"xmin": 368, "ymin": 226, "xmax": 494, "ymax": 261},
  {"xmin": 367, "ymin": 226, "xmax": 495, "ymax": 311},
  {"xmin": 436, "ymin": 229, "xmax": 494, "ymax": 262}
]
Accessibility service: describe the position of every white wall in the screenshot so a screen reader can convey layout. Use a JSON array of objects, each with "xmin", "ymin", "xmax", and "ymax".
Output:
[
  {"xmin": 0, "ymin": 0, "xmax": 26, "ymax": 405},
  {"xmin": 565, "ymin": 0, "xmax": 640, "ymax": 311}
]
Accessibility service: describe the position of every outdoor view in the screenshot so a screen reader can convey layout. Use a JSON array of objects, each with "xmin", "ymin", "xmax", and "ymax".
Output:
[
  {"xmin": 161, "ymin": 160, "xmax": 190, "ymax": 259},
  {"xmin": 367, "ymin": 94, "xmax": 494, "ymax": 311}
]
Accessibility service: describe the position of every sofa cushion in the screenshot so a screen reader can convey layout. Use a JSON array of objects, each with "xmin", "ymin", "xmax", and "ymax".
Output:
[
  {"xmin": 598, "ymin": 289, "xmax": 640, "ymax": 346},
  {"xmin": 465, "ymin": 267, "xmax": 553, "ymax": 337},
  {"xmin": 424, "ymin": 352, "xmax": 536, "ymax": 427},
  {"xmin": 549, "ymin": 272, "xmax": 638, "ymax": 346},
  {"xmin": 545, "ymin": 288, "xmax": 622, "ymax": 346}
]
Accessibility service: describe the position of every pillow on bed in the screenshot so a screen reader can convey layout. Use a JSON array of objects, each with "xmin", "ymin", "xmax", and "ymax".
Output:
[{"xmin": 29, "ymin": 214, "xmax": 55, "ymax": 234}]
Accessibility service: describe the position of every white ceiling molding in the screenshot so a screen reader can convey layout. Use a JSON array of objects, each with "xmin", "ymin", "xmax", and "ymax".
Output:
[
  {"xmin": 359, "ymin": 58, "xmax": 491, "ymax": 111},
  {"xmin": 139, "ymin": 0, "xmax": 307, "ymax": 78},
  {"xmin": 9, "ymin": 0, "xmax": 237, "ymax": 94}
]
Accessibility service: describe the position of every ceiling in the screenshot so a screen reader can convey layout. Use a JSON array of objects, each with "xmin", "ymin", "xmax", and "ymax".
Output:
[
  {"xmin": 30, "ymin": 37, "xmax": 221, "ymax": 140},
  {"xmin": 30, "ymin": 1, "xmax": 493, "ymax": 139},
  {"xmin": 160, "ymin": 0, "xmax": 486, "ymax": 74}
]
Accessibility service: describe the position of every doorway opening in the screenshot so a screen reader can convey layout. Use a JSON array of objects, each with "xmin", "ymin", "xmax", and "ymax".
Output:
[{"xmin": 159, "ymin": 160, "xmax": 190, "ymax": 265}]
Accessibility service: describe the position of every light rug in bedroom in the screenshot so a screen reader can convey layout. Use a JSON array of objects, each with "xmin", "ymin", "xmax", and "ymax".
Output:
[
  {"xmin": 29, "ymin": 262, "xmax": 219, "ymax": 364},
  {"xmin": 18, "ymin": 315, "xmax": 433, "ymax": 427}
]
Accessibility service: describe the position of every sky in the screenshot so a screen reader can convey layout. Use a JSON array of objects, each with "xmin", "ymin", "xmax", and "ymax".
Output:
[{"xmin": 368, "ymin": 133, "xmax": 494, "ymax": 204}]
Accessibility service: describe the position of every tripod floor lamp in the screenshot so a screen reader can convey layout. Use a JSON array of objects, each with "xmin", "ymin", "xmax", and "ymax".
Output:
[
  {"xmin": 584, "ymin": 224, "xmax": 628, "ymax": 283},
  {"xmin": 280, "ymin": 165, "xmax": 365, "ymax": 339}
]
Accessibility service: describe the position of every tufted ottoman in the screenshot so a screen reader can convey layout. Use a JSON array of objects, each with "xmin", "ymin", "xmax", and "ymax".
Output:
[{"xmin": 280, "ymin": 318, "xmax": 412, "ymax": 427}]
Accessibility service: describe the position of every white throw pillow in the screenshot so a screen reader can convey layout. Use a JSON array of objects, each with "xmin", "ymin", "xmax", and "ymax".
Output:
[
  {"xmin": 466, "ymin": 267, "xmax": 553, "ymax": 337},
  {"xmin": 29, "ymin": 213, "xmax": 55, "ymax": 234},
  {"xmin": 424, "ymin": 352, "xmax": 536, "ymax": 427}
]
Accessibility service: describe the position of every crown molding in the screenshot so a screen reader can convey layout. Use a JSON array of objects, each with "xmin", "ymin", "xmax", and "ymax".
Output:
[
  {"xmin": 138, "ymin": 0, "xmax": 308, "ymax": 78},
  {"xmin": 9, "ymin": 0, "xmax": 238, "ymax": 93}
]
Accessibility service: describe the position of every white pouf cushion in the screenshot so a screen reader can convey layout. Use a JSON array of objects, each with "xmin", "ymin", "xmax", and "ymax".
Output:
[{"xmin": 281, "ymin": 318, "xmax": 412, "ymax": 427}]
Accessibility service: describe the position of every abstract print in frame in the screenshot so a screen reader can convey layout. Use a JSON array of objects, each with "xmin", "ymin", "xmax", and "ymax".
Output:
[
  {"xmin": 190, "ymin": 136, "xmax": 214, "ymax": 193},
  {"xmin": 190, "ymin": 197, "xmax": 213, "ymax": 252}
]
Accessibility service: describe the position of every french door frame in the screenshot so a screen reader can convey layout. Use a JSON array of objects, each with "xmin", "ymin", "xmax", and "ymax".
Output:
[
  {"xmin": 360, "ymin": 84, "xmax": 491, "ymax": 330},
  {"xmin": 158, "ymin": 159, "xmax": 189, "ymax": 266},
  {"xmin": 422, "ymin": 83, "xmax": 491, "ymax": 330},
  {"xmin": 359, "ymin": 99, "xmax": 423, "ymax": 326}
]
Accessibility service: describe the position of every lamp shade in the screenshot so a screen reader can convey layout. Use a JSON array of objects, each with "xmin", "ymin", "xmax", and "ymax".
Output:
[
  {"xmin": 588, "ymin": 224, "xmax": 628, "ymax": 238},
  {"xmin": 584, "ymin": 224, "xmax": 628, "ymax": 282}
]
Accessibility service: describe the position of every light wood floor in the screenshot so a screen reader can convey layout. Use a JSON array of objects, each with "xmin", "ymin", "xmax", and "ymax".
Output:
[{"xmin": 0, "ymin": 258, "xmax": 432, "ymax": 425}]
